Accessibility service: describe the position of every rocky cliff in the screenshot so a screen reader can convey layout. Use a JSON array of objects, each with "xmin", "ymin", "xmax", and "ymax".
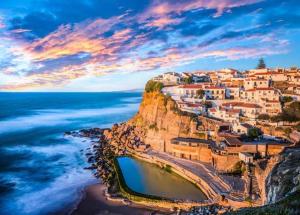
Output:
[
  {"xmin": 128, "ymin": 91, "xmax": 199, "ymax": 152},
  {"xmin": 265, "ymin": 147, "xmax": 300, "ymax": 204},
  {"xmin": 255, "ymin": 147, "xmax": 300, "ymax": 205},
  {"xmin": 102, "ymin": 91, "xmax": 199, "ymax": 153}
]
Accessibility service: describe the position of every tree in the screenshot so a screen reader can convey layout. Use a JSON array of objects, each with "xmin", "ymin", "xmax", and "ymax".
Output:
[
  {"xmin": 248, "ymin": 127, "xmax": 262, "ymax": 139},
  {"xmin": 257, "ymin": 58, "xmax": 266, "ymax": 69},
  {"xmin": 281, "ymin": 96, "xmax": 293, "ymax": 104},
  {"xmin": 257, "ymin": 114, "xmax": 270, "ymax": 121},
  {"xmin": 196, "ymin": 89, "xmax": 205, "ymax": 99},
  {"xmin": 183, "ymin": 76, "xmax": 193, "ymax": 84}
]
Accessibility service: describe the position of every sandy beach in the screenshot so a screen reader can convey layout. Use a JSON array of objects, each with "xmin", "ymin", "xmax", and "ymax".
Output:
[{"xmin": 69, "ymin": 183, "xmax": 172, "ymax": 215}]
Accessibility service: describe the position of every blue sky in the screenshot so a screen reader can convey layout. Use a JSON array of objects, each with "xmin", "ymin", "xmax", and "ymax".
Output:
[{"xmin": 0, "ymin": 0, "xmax": 300, "ymax": 91}]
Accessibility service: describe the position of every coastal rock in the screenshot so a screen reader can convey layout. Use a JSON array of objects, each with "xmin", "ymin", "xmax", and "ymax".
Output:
[{"xmin": 265, "ymin": 148, "xmax": 300, "ymax": 204}]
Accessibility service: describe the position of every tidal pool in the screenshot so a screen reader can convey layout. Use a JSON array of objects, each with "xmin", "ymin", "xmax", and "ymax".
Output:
[{"xmin": 116, "ymin": 156, "xmax": 207, "ymax": 201}]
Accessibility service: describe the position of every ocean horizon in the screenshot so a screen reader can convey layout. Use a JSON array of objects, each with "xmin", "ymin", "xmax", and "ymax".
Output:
[{"xmin": 0, "ymin": 92, "xmax": 142, "ymax": 215}]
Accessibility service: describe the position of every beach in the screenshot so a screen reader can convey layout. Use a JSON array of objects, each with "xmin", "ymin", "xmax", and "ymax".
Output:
[{"xmin": 70, "ymin": 183, "xmax": 171, "ymax": 215}]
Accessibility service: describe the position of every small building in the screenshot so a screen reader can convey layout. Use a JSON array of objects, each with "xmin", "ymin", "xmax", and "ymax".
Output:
[
  {"xmin": 153, "ymin": 72, "xmax": 182, "ymax": 85},
  {"xmin": 208, "ymin": 107, "xmax": 240, "ymax": 123},
  {"xmin": 241, "ymin": 87, "xmax": 280, "ymax": 103},
  {"xmin": 244, "ymin": 78, "xmax": 269, "ymax": 90},
  {"xmin": 239, "ymin": 152, "xmax": 254, "ymax": 164},
  {"xmin": 232, "ymin": 122, "xmax": 253, "ymax": 135},
  {"xmin": 221, "ymin": 102, "xmax": 262, "ymax": 121},
  {"xmin": 204, "ymin": 86, "xmax": 226, "ymax": 100}
]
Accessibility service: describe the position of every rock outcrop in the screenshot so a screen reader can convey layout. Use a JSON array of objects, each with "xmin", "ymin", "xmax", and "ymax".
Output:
[
  {"xmin": 255, "ymin": 147, "xmax": 300, "ymax": 204},
  {"xmin": 265, "ymin": 147, "xmax": 300, "ymax": 204},
  {"xmin": 128, "ymin": 91, "xmax": 199, "ymax": 152}
]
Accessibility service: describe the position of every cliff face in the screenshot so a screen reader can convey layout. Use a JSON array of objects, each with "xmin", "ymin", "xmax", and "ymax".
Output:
[
  {"xmin": 255, "ymin": 148, "xmax": 300, "ymax": 204},
  {"xmin": 128, "ymin": 92, "xmax": 199, "ymax": 152},
  {"xmin": 265, "ymin": 148, "xmax": 300, "ymax": 204}
]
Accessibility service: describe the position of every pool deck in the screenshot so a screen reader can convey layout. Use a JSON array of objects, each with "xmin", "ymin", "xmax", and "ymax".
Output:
[{"xmin": 134, "ymin": 149, "xmax": 246, "ymax": 204}]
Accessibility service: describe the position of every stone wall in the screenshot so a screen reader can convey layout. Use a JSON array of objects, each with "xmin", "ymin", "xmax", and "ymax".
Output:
[
  {"xmin": 212, "ymin": 153, "xmax": 240, "ymax": 172},
  {"xmin": 169, "ymin": 144, "xmax": 212, "ymax": 163}
]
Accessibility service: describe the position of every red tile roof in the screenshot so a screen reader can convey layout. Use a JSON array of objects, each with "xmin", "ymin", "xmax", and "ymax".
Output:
[
  {"xmin": 222, "ymin": 102, "xmax": 261, "ymax": 108},
  {"xmin": 180, "ymin": 84, "xmax": 203, "ymax": 89},
  {"xmin": 205, "ymin": 86, "xmax": 225, "ymax": 90},
  {"xmin": 246, "ymin": 87, "xmax": 274, "ymax": 92}
]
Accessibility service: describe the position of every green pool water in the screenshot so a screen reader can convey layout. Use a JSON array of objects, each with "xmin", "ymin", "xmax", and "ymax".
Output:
[{"xmin": 117, "ymin": 156, "xmax": 207, "ymax": 201}]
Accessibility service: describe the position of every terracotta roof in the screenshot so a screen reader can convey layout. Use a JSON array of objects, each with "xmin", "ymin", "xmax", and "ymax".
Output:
[
  {"xmin": 205, "ymin": 86, "xmax": 225, "ymax": 90},
  {"xmin": 246, "ymin": 87, "xmax": 274, "ymax": 92},
  {"xmin": 209, "ymin": 108, "xmax": 217, "ymax": 113},
  {"xmin": 222, "ymin": 102, "xmax": 261, "ymax": 108},
  {"xmin": 180, "ymin": 84, "xmax": 203, "ymax": 89}
]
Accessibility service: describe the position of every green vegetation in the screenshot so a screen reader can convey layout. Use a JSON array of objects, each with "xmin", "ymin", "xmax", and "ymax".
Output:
[
  {"xmin": 281, "ymin": 96, "xmax": 293, "ymax": 104},
  {"xmin": 183, "ymin": 76, "xmax": 193, "ymax": 84},
  {"xmin": 256, "ymin": 58, "xmax": 266, "ymax": 69},
  {"xmin": 163, "ymin": 93, "xmax": 172, "ymax": 106},
  {"xmin": 196, "ymin": 89, "xmax": 205, "ymax": 99},
  {"xmin": 145, "ymin": 80, "xmax": 164, "ymax": 93},
  {"xmin": 164, "ymin": 164, "xmax": 172, "ymax": 173},
  {"xmin": 257, "ymin": 114, "xmax": 270, "ymax": 121},
  {"xmin": 232, "ymin": 161, "xmax": 246, "ymax": 175},
  {"xmin": 262, "ymin": 101, "xmax": 300, "ymax": 123},
  {"xmin": 248, "ymin": 127, "xmax": 262, "ymax": 139},
  {"xmin": 227, "ymin": 190, "xmax": 300, "ymax": 215},
  {"xmin": 149, "ymin": 123, "xmax": 158, "ymax": 131},
  {"xmin": 271, "ymin": 101, "xmax": 300, "ymax": 122}
]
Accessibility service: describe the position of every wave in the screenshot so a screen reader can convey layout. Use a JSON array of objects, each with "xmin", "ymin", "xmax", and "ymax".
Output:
[
  {"xmin": 0, "ymin": 136, "xmax": 96, "ymax": 215},
  {"xmin": 2, "ymin": 169, "xmax": 96, "ymax": 215},
  {"xmin": 0, "ymin": 103, "xmax": 139, "ymax": 135}
]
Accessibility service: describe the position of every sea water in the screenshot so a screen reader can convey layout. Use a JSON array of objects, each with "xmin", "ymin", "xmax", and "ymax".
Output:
[{"xmin": 0, "ymin": 92, "xmax": 141, "ymax": 215}]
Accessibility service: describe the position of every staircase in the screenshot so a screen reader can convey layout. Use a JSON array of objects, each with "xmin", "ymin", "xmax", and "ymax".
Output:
[{"xmin": 247, "ymin": 165, "xmax": 260, "ymax": 198}]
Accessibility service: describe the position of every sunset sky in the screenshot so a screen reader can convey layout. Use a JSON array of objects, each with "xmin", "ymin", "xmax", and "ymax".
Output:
[{"xmin": 0, "ymin": 0, "xmax": 300, "ymax": 91}]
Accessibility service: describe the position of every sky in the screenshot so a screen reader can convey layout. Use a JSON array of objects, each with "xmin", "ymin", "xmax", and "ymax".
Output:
[{"xmin": 0, "ymin": 0, "xmax": 300, "ymax": 92}]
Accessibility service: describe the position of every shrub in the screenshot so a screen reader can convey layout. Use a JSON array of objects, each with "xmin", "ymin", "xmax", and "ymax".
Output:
[
  {"xmin": 164, "ymin": 164, "xmax": 172, "ymax": 173},
  {"xmin": 183, "ymin": 76, "xmax": 193, "ymax": 84},
  {"xmin": 145, "ymin": 80, "xmax": 164, "ymax": 93},
  {"xmin": 196, "ymin": 89, "xmax": 205, "ymax": 99},
  {"xmin": 149, "ymin": 123, "xmax": 158, "ymax": 131},
  {"xmin": 232, "ymin": 161, "xmax": 245, "ymax": 175},
  {"xmin": 257, "ymin": 114, "xmax": 270, "ymax": 121},
  {"xmin": 248, "ymin": 127, "xmax": 262, "ymax": 139},
  {"xmin": 281, "ymin": 96, "xmax": 293, "ymax": 103}
]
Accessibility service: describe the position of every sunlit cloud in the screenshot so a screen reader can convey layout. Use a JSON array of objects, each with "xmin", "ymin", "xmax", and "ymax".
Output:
[{"xmin": 0, "ymin": 0, "xmax": 299, "ymax": 91}]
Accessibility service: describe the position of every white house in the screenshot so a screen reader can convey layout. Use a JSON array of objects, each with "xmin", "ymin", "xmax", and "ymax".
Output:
[
  {"xmin": 240, "ymin": 87, "xmax": 280, "ymax": 103},
  {"xmin": 222, "ymin": 102, "xmax": 262, "ymax": 120},
  {"xmin": 204, "ymin": 86, "xmax": 226, "ymax": 100},
  {"xmin": 208, "ymin": 106, "xmax": 240, "ymax": 123},
  {"xmin": 244, "ymin": 78, "xmax": 269, "ymax": 90},
  {"xmin": 232, "ymin": 122, "xmax": 253, "ymax": 135},
  {"xmin": 225, "ymin": 86, "xmax": 241, "ymax": 99},
  {"xmin": 239, "ymin": 152, "xmax": 254, "ymax": 164}
]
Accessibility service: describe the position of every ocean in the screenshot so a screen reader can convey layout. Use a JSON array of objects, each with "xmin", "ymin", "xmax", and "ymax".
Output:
[{"xmin": 0, "ymin": 92, "xmax": 142, "ymax": 215}]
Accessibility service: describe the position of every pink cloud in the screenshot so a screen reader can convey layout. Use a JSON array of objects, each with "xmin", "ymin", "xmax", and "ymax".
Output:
[{"xmin": 145, "ymin": 0, "xmax": 263, "ymax": 18}]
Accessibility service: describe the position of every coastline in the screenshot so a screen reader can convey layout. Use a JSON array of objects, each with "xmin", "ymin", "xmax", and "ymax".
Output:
[{"xmin": 69, "ymin": 183, "xmax": 172, "ymax": 215}]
